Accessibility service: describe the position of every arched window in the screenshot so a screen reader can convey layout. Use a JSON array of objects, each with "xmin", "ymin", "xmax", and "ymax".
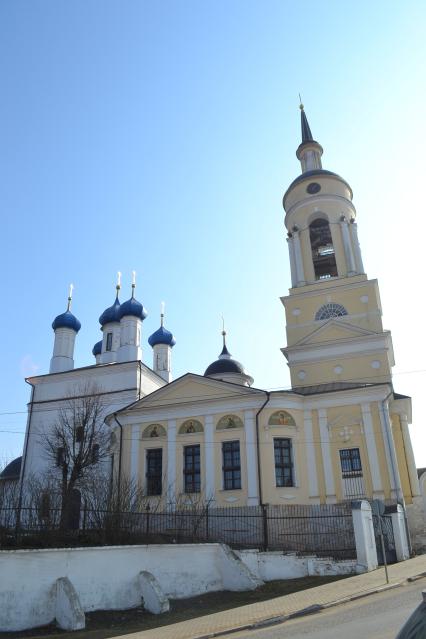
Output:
[
  {"xmin": 309, "ymin": 219, "xmax": 338, "ymax": 280},
  {"xmin": 142, "ymin": 423, "xmax": 167, "ymax": 439},
  {"xmin": 179, "ymin": 419, "xmax": 204, "ymax": 435},
  {"xmin": 315, "ymin": 303, "xmax": 348, "ymax": 321},
  {"xmin": 216, "ymin": 414, "xmax": 244, "ymax": 430},
  {"xmin": 268, "ymin": 411, "xmax": 296, "ymax": 427}
]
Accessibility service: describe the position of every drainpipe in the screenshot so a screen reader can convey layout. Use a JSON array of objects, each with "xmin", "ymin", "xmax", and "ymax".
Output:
[
  {"xmin": 255, "ymin": 392, "xmax": 271, "ymax": 506},
  {"xmin": 380, "ymin": 389, "xmax": 404, "ymax": 504},
  {"xmin": 16, "ymin": 381, "xmax": 35, "ymax": 532},
  {"xmin": 138, "ymin": 361, "xmax": 142, "ymax": 400},
  {"xmin": 113, "ymin": 414, "xmax": 124, "ymax": 510}
]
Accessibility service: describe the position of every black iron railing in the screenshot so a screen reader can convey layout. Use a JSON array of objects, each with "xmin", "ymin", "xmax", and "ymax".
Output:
[{"xmin": 0, "ymin": 502, "xmax": 357, "ymax": 559}]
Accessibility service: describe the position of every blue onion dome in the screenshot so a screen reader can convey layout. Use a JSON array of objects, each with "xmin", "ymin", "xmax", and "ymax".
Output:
[
  {"xmin": 92, "ymin": 340, "xmax": 102, "ymax": 357},
  {"xmin": 119, "ymin": 296, "xmax": 147, "ymax": 321},
  {"xmin": 52, "ymin": 309, "xmax": 81, "ymax": 333},
  {"xmin": 148, "ymin": 325, "xmax": 176, "ymax": 348},
  {"xmin": 99, "ymin": 295, "xmax": 121, "ymax": 326}
]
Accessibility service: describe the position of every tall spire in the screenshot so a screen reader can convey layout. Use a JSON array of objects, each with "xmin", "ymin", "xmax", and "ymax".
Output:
[
  {"xmin": 219, "ymin": 317, "xmax": 231, "ymax": 359},
  {"xmin": 296, "ymin": 102, "xmax": 323, "ymax": 173},
  {"xmin": 300, "ymin": 102, "xmax": 314, "ymax": 143}
]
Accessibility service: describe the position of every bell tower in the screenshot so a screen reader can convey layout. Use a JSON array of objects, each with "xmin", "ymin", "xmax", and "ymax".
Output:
[{"xmin": 281, "ymin": 105, "xmax": 394, "ymax": 389}]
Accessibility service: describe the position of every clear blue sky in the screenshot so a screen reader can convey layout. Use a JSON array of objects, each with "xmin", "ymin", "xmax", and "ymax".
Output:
[{"xmin": 1, "ymin": 1, "xmax": 425, "ymax": 465}]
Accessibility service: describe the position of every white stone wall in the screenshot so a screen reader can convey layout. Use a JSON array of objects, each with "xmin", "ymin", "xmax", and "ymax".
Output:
[
  {"xmin": 236, "ymin": 550, "xmax": 357, "ymax": 580},
  {"xmin": 0, "ymin": 543, "xmax": 259, "ymax": 632}
]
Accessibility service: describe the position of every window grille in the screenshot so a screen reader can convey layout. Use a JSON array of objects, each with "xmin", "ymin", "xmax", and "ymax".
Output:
[
  {"xmin": 184, "ymin": 445, "xmax": 201, "ymax": 493},
  {"xmin": 146, "ymin": 448, "xmax": 163, "ymax": 495},
  {"xmin": 222, "ymin": 441, "xmax": 241, "ymax": 490},
  {"xmin": 274, "ymin": 438, "xmax": 294, "ymax": 487},
  {"xmin": 315, "ymin": 303, "xmax": 348, "ymax": 321}
]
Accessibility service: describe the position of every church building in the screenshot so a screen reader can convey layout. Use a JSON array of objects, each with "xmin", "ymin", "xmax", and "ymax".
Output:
[{"xmin": 17, "ymin": 106, "xmax": 423, "ymax": 537}]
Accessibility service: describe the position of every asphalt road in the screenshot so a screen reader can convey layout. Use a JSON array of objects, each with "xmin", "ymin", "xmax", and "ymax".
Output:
[{"xmin": 224, "ymin": 579, "xmax": 426, "ymax": 639}]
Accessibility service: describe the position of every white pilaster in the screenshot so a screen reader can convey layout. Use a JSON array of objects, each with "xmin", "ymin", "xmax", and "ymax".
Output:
[
  {"xmin": 318, "ymin": 408, "xmax": 336, "ymax": 502},
  {"xmin": 378, "ymin": 401, "xmax": 403, "ymax": 502},
  {"xmin": 361, "ymin": 403, "xmax": 384, "ymax": 498},
  {"xmin": 349, "ymin": 222, "xmax": 364, "ymax": 274},
  {"xmin": 399, "ymin": 414, "xmax": 421, "ymax": 496},
  {"xmin": 286, "ymin": 236, "xmax": 297, "ymax": 287},
  {"xmin": 204, "ymin": 415, "xmax": 215, "ymax": 502},
  {"xmin": 304, "ymin": 410, "xmax": 320, "ymax": 502},
  {"xmin": 167, "ymin": 420, "xmax": 177, "ymax": 501},
  {"xmin": 244, "ymin": 410, "xmax": 259, "ymax": 506},
  {"xmin": 340, "ymin": 220, "xmax": 357, "ymax": 276},
  {"xmin": 292, "ymin": 231, "xmax": 306, "ymax": 286},
  {"xmin": 130, "ymin": 425, "xmax": 140, "ymax": 487}
]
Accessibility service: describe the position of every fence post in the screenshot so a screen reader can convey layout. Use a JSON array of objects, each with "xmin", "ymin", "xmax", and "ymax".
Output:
[
  {"xmin": 145, "ymin": 503, "xmax": 151, "ymax": 538},
  {"xmin": 390, "ymin": 504, "xmax": 410, "ymax": 561},
  {"xmin": 352, "ymin": 500, "xmax": 378, "ymax": 572},
  {"xmin": 205, "ymin": 503, "xmax": 209, "ymax": 541},
  {"xmin": 261, "ymin": 504, "xmax": 268, "ymax": 551}
]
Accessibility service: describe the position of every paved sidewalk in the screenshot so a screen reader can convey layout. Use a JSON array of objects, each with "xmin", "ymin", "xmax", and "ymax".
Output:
[{"xmin": 115, "ymin": 556, "xmax": 426, "ymax": 639}]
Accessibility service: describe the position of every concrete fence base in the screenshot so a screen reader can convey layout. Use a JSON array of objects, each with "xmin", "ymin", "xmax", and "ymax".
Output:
[{"xmin": 0, "ymin": 543, "xmax": 260, "ymax": 632}]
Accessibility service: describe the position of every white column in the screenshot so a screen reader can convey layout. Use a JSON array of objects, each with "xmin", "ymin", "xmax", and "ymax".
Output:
[
  {"xmin": 378, "ymin": 401, "xmax": 403, "ymax": 502},
  {"xmin": 399, "ymin": 414, "xmax": 421, "ymax": 496},
  {"xmin": 130, "ymin": 424, "xmax": 140, "ymax": 486},
  {"xmin": 204, "ymin": 415, "xmax": 216, "ymax": 502},
  {"xmin": 292, "ymin": 231, "xmax": 306, "ymax": 286},
  {"xmin": 318, "ymin": 408, "xmax": 336, "ymax": 502},
  {"xmin": 286, "ymin": 236, "xmax": 297, "ymax": 287},
  {"xmin": 340, "ymin": 220, "xmax": 357, "ymax": 275},
  {"xmin": 167, "ymin": 419, "xmax": 177, "ymax": 501},
  {"xmin": 349, "ymin": 222, "xmax": 364, "ymax": 274},
  {"xmin": 244, "ymin": 410, "xmax": 259, "ymax": 506},
  {"xmin": 361, "ymin": 403, "xmax": 384, "ymax": 498},
  {"xmin": 303, "ymin": 410, "xmax": 320, "ymax": 502}
]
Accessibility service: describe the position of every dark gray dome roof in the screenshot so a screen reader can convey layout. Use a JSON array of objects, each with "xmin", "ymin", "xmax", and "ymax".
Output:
[
  {"xmin": 204, "ymin": 358, "xmax": 245, "ymax": 377},
  {"xmin": 0, "ymin": 456, "xmax": 22, "ymax": 480}
]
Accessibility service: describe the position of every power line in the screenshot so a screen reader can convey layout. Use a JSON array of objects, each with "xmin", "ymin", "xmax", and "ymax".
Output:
[{"xmin": 0, "ymin": 365, "xmax": 424, "ymax": 418}]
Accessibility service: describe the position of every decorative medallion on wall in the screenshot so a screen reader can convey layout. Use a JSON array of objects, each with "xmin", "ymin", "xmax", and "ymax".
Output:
[
  {"xmin": 216, "ymin": 414, "xmax": 244, "ymax": 430},
  {"xmin": 339, "ymin": 426, "xmax": 354, "ymax": 442},
  {"xmin": 142, "ymin": 423, "xmax": 167, "ymax": 439},
  {"xmin": 178, "ymin": 419, "xmax": 204, "ymax": 434},
  {"xmin": 268, "ymin": 411, "xmax": 296, "ymax": 427}
]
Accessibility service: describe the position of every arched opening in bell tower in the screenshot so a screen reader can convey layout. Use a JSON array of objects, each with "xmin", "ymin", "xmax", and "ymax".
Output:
[{"xmin": 309, "ymin": 218, "xmax": 338, "ymax": 279}]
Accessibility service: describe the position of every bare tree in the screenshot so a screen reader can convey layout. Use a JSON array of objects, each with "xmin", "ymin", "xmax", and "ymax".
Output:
[{"xmin": 40, "ymin": 383, "xmax": 110, "ymax": 528}]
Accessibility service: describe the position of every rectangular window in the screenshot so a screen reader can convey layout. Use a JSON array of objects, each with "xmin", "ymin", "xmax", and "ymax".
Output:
[
  {"xmin": 39, "ymin": 492, "xmax": 50, "ymax": 519},
  {"xmin": 274, "ymin": 438, "xmax": 294, "ymax": 487},
  {"xmin": 222, "ymin": 440, "xmax": 241, "ymax": 490},
  {"xmin": 106, "ymin": 332, "xmax": 113, "ymax": 351},
  {"xmin": 339, "ymin": 448, "xmax": 362, "ymax": 476},
  {"xmin": 146, "ymin": 448, "xmax": 163, "ymax": 496},
  {"xmin": 75, "ymin": 426, "xmax": 84, "ymax": 443},
  {"xmin": 184, "ymin": 445, "xmax": 201, "ymax": 493},
  {"xmin": 56, "ymin": 447, "xmax": 65, "ymax": 467},
  {"xmin": 91, "ymin": 444, "xmax": 100, "ymax": 464}
]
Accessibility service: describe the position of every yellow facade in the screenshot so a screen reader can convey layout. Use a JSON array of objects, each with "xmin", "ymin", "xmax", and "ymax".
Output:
[{"xmin": 109, "ymin": 106, "xmax": 420, "ymax": 522}]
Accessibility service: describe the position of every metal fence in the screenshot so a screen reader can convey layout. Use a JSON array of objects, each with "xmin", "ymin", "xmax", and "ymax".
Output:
[{"xmin": 0, "ymin": 502, "xmax": 357, "ymax": 559}]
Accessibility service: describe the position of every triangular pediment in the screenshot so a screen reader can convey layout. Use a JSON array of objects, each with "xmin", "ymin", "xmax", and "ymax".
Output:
[
  {"xmin": 115, "ymin": 373, "xmax": 264, "ymax": 414},
  {"xmin": 294, "ymin": 319, "xmax": 379, "ymax": 348}
]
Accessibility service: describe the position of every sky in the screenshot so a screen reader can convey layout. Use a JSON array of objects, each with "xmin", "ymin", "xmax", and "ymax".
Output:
[{"xmin": 0, "ymin": 0, "xmax": 425, "ymax": 467}]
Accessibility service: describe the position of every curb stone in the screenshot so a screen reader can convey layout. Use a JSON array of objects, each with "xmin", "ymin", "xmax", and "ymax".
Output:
[{"xmin": 191, "ymin": 572, "xmax": 426, "ymax": 639}]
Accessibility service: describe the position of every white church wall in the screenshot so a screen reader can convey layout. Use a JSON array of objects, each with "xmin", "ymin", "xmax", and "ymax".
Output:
[
  {"xmin": 22, "ymin": 361, "xmax": 165, "ymax": 482},
  {"xmin": 0, "ymin": 543, "xmax": 259, "ymax": 632}
]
